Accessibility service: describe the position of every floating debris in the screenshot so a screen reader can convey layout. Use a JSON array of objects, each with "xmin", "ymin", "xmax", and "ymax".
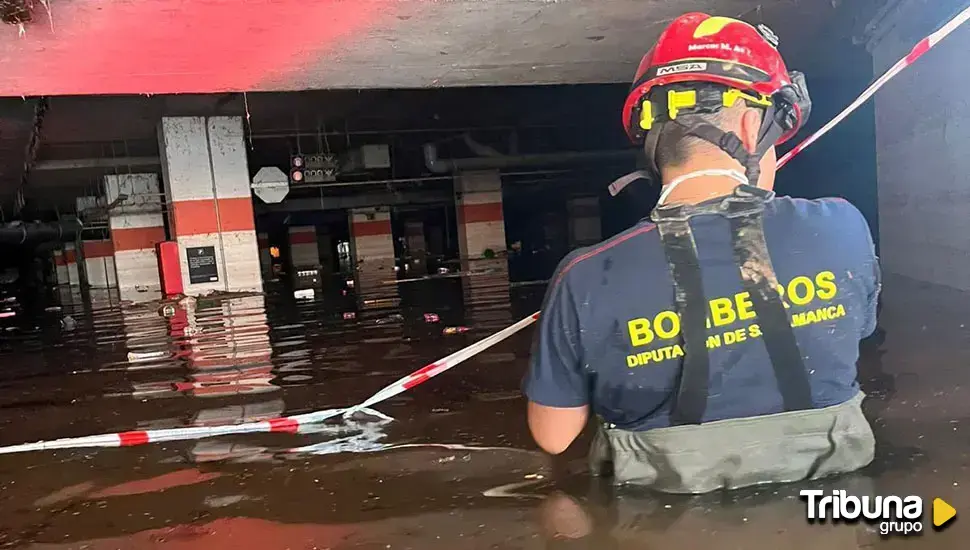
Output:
[
  {"xmin": 375, "ymin": 313, "xmax": 404, "ymax": 325},
  {"xmin": 127, "ymin": 350, "xmax": 167, "ymax": 363}
]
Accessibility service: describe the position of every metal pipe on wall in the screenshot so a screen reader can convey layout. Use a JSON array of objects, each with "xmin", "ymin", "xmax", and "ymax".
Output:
[
  {"xmin": 0, "ymin": 219, "xmax": 83, "ymax": 245},
  {"xmin": 423, "ymin": 143, "xmax": 636, "ymax": 174}
]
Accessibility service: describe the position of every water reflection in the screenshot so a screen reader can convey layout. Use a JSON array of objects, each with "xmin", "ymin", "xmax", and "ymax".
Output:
[{"xmin": 0, "ymin": 273, "xmax": 966, "ymax": 548}]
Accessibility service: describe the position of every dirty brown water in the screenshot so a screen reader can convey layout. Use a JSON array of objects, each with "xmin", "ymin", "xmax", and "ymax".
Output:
[{"xmin": 0, "ymin": 273, "xmax": 966, "ymax": 548}]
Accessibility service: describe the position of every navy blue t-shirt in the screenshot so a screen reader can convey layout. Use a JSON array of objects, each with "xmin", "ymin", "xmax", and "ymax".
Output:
[{"xmin": 523, "ymin": 196, "xmax": 881, "ymax": 431}]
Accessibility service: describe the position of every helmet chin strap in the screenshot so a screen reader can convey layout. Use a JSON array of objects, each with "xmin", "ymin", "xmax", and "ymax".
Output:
[{"xmin": 658, "ymin": 168, "xmax": 749, "ymax": 205}]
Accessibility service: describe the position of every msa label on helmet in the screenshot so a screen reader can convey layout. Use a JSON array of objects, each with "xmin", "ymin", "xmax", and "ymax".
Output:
[
  {"xmin": 757, "ymin": 24, "xmax": 780, "ymax": 48},
  {"xmin": 657, "ymin": 62, "xmax": 708, "ymax": 76}
]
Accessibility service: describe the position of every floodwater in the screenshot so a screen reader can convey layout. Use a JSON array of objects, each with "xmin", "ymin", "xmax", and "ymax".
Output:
[{"xmin": 0, "ymin": 271, "xmax": 966, "ymax": 549}]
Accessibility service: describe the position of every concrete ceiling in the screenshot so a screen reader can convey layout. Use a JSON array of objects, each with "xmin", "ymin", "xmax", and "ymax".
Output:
[
  {"xmin": 0, "ymin": 0, "xmax": 888, "ymax": 216},
  {"xmin": 0, "ymin": 0, "xmax": 881, "ymax": 97}
]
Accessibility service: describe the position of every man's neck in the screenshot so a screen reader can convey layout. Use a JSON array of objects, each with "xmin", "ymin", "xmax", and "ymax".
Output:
[{"xmin": 660, "ymin": 163, "xmax": 749, "ymax": 205}]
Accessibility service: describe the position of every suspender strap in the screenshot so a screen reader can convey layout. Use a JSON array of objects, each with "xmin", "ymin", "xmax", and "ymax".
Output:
[
  {"xmin": 724, "ymin": 187, "xmax": 814, "ymax": 412},
  {"xmin": 654, "ymin": 213, "xmax": 710, "ymax": 425},
  {"xmin": 651, "ymin": 185, "xmax": 814, "ymax": 426}
]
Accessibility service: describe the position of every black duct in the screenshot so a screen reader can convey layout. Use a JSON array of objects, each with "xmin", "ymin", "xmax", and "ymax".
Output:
[
  {"xmin": 0, "ymin": 220, "xmax": 82, "ymax": 246},
  {"xmin": 423, "ymin": 143, "xmax": 637, "ymax": 174}
]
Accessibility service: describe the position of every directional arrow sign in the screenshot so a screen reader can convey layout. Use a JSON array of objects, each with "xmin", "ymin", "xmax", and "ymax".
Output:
[{"xmin": 251, "ymin": 166, "xmax": 290, "ymax": 204}]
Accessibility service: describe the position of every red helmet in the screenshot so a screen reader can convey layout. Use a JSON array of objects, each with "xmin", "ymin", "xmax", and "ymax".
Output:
[{"xmin": 622, "ymin": 13, "xmax": 807, "ymax": 146}]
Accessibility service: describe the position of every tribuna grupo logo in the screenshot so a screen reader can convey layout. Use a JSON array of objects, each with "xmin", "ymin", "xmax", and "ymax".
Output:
[{"xmin": 800, "ymin": 490, "xmax": 923, "ymax": 536}]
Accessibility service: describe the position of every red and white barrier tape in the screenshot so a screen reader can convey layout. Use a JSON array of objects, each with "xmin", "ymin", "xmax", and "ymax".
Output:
[
  {"xmin": 0, "ymin": 312, "xmax": 540, "ymax": 455},
  {"xmin": 778, "ymin": 4, "xmax": 970, "ymax": 168}
]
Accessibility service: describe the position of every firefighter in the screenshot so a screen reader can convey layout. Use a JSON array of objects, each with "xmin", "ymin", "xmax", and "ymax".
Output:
[{"xmin": 523, "ymin": 13, "xmax": 880, "ymax": 493}]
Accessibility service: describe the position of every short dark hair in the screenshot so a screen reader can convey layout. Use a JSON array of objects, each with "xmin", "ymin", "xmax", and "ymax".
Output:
[{"xmin": 653, "ymin": 108, "xmax": 736, "ymax": 171}]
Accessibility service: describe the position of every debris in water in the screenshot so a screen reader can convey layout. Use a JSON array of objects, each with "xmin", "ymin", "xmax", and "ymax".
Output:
[
  {"xmin": 44, "ymin": 305, "xmax": 61, "ymax": 312},
  {"xmin": 442, "ymin": 326, "xmax": 470, "ymax": 335},
  {"xmin": 205, "ymin": 494, "xmax": 256, "ymax": 508},
  {"xmin": 127, "ymin": 350, "xmax": 167, "ymax": 362},
  {"xmin": 60, "ymin": 315, "xmax": 76, "ymax": 331},
  {"xmin": 343, "ymin": 311, "xmax": 356, "ymax": 320},
  {"xmin": 423, "ymin": 313, "xmax": 440, "ymax": 323},
  {"xmin": 375, "ymin": 313, "xmax": 404, "ymax": 325}
]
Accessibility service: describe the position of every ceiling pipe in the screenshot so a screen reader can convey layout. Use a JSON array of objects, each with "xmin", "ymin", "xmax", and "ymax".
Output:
[
  {"xmin": 0, "ymin": 219, "xmax": 82, "ymax": 246},
  {"xmin": 33, "ymin": 157, "xmax": 161, "ymax": 171},
  {"xmin": 423, "ymin": 143, "xmax": 637, "ymax": 174}
]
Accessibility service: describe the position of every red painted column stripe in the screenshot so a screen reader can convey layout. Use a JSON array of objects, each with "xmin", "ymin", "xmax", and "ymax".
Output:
[
  {"xmin": 112, "ymin": 226, "xmax": 167, "ymax": 252},
  {"xmin": 170, "ymin": 198, "xmax": 255, "ymax": 237},
  {"xmin": 289, "ymin": 231, "xmax": 317, "ymax": 245},
  {"xmin": 352, "ymin": 219, "xmax": 392, "ymax": 237},
  {"xmin": 458, "ymin": 203, "xmax": 504, "ymax": 224},
  {"xmin": 82, "ymin": 240, "xmax": 114, "ymax": 259}
]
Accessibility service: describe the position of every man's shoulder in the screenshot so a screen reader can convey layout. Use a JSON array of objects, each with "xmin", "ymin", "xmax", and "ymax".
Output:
[
  {"xmin": 551, "ymin": 221, "xmax": 661, "ymax": 288},
  {"xmin": 770, "ymin": 195, "xmax": 866, "ymax": 225},
  {"xmin": 768, "ymin": 196, "xmax": 875, "ymax": 264}
]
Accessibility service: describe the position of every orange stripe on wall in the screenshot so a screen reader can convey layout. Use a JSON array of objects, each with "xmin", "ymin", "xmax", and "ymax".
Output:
[
  {"xmin": 459, "ymin": 202, "xmax": 504, "ymax": 224},
  {"xmin": 54, "ymin": 254, "xmax": 67, "ymax": 266},
  {"xmin": 216, "ymin": 197, "xmax": 256, "ymax": 232},
  {"xmin": 289, "ymin": 231, "xmax": 317, "ymax": 245},
  {"xmin": 112, "ymin": 226, "xmax": 167, "ymax": 252},
  {"xmin": 352, "ymin": 219, "xmax": 392, "ymax": 237},
  {"xmin": 171, "ymin": 197, "xmax": 255, "ymax": 237},
  {"xmin": 82, "ymin": 240, "xmax": 115, "ymax": 259},
  {"xmin": 63, "ymin": 250, "xmax": 77, "ymax": 264}
]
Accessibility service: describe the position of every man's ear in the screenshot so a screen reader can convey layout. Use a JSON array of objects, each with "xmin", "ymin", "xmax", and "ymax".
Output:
[{"xmin": 740, "ymin": 108, "xmax": 763, "ymax": 154}]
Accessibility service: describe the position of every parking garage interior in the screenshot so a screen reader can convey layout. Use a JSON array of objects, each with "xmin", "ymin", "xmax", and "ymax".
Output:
[{"xmin": 1, "ymin": 0, "xmax": 970, "ymax": 547}]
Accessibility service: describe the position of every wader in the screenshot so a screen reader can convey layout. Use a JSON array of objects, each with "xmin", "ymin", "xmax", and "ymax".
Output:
[{"xmin": 590, "ymin": 185, "xmax": 875, "ymax": 494}]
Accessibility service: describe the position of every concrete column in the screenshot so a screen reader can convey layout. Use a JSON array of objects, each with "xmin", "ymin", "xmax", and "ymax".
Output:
[
  {"xmin": 64, "ymin": 242, "xmax": 80, "ymax": 286},
  {"xmin": 455, "ymin": 171, "xmax": 507, "ymax": 261},
  {"xmin": 869, "ymin": 2, "xmax": 970, "ymax": 289},
  {"xmin": 75, "ymin": 196, "xmax": 115, "ymax": 289},
  {"xmin": 53, "ymin": 249, "xmax": 69, "ymax": 285},
  {"xmin": 257, "ymin": 232, "xmax": 273, "ymax": 279},
  {"xmin": 81, "ymin": 240, "xmax": 117, "ymax": 288},
  {"xmin": 318, "ymin": 233, "xmax": 334, "ymax": 274},
  {"xmin": 159, "ymin": 116, "xmax": 261, "ymax": 295},
  {"xmin": 567, "ymin": 196, "xmax": 602, "ymax": 249},
  {"xmin": 403, "ymin": 220, "xmax": 428, "ymax": 276},
  {"xmin": 104, "ymin": 173, "xmax": 167, "ymax": 291},
  {"xmin": 288, "ymin": 226, "xmax": 320, "ymax": 269},
  {"xmin": 349, "ymin": 207, "xmax": 399, "ymax": 308},
  {"xmin": 454, "ymin": 171, "xmax": 511, "ymax": 328}
]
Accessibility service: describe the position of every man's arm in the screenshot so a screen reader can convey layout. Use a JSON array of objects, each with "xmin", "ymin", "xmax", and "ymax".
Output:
[
  {"xmin": 522, "ymin": 269, "xmax": 589, "ymax": 455},
  {"xmin": 856, "ymin": 208, "xmax": 881, "ymax": 339}
]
